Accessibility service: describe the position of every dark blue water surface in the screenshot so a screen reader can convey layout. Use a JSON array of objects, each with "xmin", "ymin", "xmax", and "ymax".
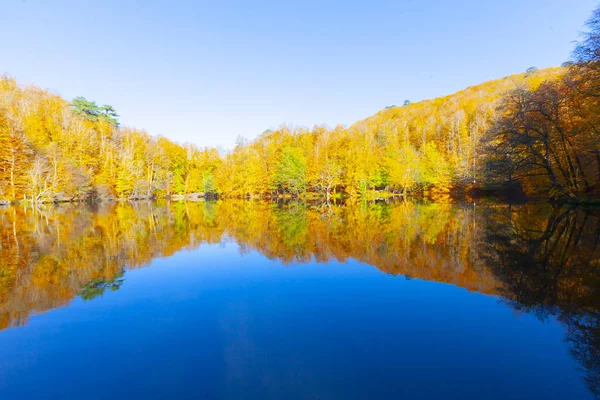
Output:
[{"xmin": 0, "ymin": 201, "xmax": 597, "ymax": 399}]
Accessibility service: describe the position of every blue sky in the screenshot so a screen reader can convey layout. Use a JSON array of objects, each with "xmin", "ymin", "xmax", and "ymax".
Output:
[{"xmin": 1, "ymin": 0, "xmax": 597, "ymax": 149}]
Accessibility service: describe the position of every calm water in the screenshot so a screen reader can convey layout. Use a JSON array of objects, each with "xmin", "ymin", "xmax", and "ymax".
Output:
[{"xmin": 0, "ymin": 200, "xmax": 598, "ymax": 399}]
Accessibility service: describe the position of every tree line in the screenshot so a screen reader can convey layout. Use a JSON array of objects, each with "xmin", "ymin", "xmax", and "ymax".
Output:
[
  {"xmin": 1, "ymin": 7, "xmax": 600, "ymax": 203},
  {"xmin": 0, "ymin": 68, "xmax": 558, "ymax": 203}
]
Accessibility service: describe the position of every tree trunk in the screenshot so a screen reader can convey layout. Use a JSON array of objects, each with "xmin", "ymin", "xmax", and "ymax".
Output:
[{"xmin": 9, "ymin": 152, "xmax": 15, "ymax": 200}]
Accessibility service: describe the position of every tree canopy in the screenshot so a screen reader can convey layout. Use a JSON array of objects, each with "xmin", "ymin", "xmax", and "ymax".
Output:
[{"xmin": 70, "ymin": 96, "xmax": 119, "ymax": 125}]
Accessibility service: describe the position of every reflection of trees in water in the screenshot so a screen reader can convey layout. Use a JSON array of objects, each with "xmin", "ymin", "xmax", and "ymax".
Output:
[
  {"xmin": 79, "ymin": 272, "xmax": 125, "ymax": 301},
  {"xmin": 565, "ymin": 311, "xmax": 600, "ymax": 397},
  {"xmin": 483, "ymin": 205, "xmax": 600, "ymax": 397},
  {"xmin": 0, "ymin": 202, "xmax": 206, "ymax": 330},
  {"xmin": 3, "ymin": 200, "xmax": 600, "ymax": 396},
  {"xmin": 0, "ymin": 200, "xmax": 495, "ymax": 331}
]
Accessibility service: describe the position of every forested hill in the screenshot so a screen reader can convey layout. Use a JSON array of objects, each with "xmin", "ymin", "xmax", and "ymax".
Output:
[
  {"xmin": 0, "ymin": 66, "xmax": 574, "ymax": 203},
  {"xmin": 353, "ymin": 68, "xmax": 563, "ymax": 138},
  {"xmin": 348, "ymin": 67, "xmax": 564, "ymax": 192},
  {"xmin": 3, "ymin": 6, "xmax": 600, "ymax": 203}
]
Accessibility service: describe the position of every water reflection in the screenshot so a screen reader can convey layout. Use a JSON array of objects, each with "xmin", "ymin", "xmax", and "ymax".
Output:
[
  {"xmin": 483, "ymin": 204, "xmax": 600, "ymax": 396},
  {"xmin": 1, "ymin": 200, "xmax": 600, "ymax": 396},
  {"xmin": 0, "ymin": 200, "xmax": 492, "ymax": 329}
]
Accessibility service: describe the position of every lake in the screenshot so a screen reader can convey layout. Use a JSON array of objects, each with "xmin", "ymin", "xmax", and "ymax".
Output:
[{"xmin": 0, "ymin": 200, "xmax": 598, "ymax": 399}]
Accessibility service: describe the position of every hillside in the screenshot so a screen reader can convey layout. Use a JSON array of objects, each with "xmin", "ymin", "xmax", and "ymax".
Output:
[
  {"xmin": 0, "ymin": 65, "xmax": 596, "ymax": 202},
  {"xmin": 349, "ymin": 68, "xmax": 565, "ymax": 187},
  {"xmin": 218, "ymin": 67, "xmax": 566, "ymax": 198}
]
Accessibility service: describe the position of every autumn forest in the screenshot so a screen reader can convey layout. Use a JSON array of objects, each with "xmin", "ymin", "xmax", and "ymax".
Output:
[{"xmin": 2, "ymin": 10, "xmax": 600, "ymax": 204}]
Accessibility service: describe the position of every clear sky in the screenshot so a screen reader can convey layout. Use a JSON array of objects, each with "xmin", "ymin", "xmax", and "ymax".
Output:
[{"xmin": 1, "ymin": 0, "xmax": 597, "ymax": 149}]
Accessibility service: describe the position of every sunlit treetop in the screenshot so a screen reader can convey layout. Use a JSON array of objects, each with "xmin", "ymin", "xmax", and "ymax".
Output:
[{"xmin": 70, "ymin": 96, "xmax": 119, "ymax": 126}]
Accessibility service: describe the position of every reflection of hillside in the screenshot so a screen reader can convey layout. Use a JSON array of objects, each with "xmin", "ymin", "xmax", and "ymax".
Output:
[
  {"xmin": 0, "ymin": 200, "xmax": 498, "ymax": 331},
  {"xmin": 483, "ymin": 205, "xmax": 600, "ymax": 397},
  {"xmin": 195, "ymin": 200, "xmax": 500, "ymax": 296},
  {"xmin": 2, "ymin": 200, "xmax": 600, "ymax": 396},
  {"xmin": 0, "ymin": 203, "xmax": 216, "ymax": 330}
]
